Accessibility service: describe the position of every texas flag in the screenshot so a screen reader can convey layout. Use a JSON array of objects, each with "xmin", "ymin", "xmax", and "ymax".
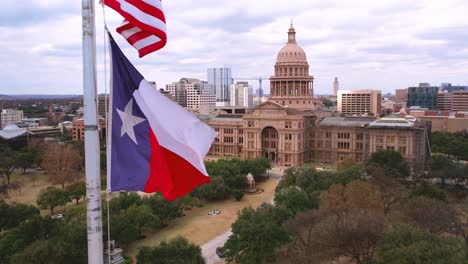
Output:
[{"xmin": 107, "ymin": 34, "xmax": 216, "ymax": 200}]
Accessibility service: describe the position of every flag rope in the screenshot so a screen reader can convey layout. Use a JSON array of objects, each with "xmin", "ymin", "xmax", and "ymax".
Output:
[{"xmin": 100, "ymin": 2, "xmax": 112, "ymax": 263}]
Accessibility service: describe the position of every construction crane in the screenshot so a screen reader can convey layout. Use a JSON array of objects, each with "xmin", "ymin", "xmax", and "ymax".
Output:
[{"xmin": 234, "ymin": 77, "xmax": 268, "ymax": 97}]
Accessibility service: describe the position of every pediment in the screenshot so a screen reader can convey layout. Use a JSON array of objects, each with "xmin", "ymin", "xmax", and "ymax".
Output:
[
  {"xmin": 249, "ymin": 100, "xmax": 288, "ymax": 116},
  {"xmin": 255, "ymin": 100, "xmax": 286, "ymax": 110}
]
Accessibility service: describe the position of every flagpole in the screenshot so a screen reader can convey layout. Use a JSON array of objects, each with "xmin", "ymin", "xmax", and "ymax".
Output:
[{"xmin": 82, "ymin": 0, "xmax": 104, "ymax": 263}]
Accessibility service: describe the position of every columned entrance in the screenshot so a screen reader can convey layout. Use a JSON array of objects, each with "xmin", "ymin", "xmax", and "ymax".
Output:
[{"xmin": 261, "ymin": 127, "xmax": 279, "ymax": 163}]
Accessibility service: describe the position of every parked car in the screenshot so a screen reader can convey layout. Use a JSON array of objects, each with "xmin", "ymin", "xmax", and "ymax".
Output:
[{"xmin": 51, "ymin": 213, "xmax": 64, "ymax": 219}]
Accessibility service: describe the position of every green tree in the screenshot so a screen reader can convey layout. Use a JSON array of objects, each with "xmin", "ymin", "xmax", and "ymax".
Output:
[
  {"xmin": 192, "ymin": 176, "xmax": 231, "ymax": 201},
  {"xmin": 224, "ymin": 207, "xmax": 290, "ymax": 263},
  {"xmin": 0, "ymin": 203, "xmax": 40, "ymax": 231},
  {"xmin": 126, "ymin": 205, "xmax": 161, "ymax": 236},
  {"xmin": 143, "ymin": 193, "xmax": 183, "ymax": 226},
  {"xmin": 274, "ymin": 187, "xmax": 317, "ymax": 214},
  {"xmin": 0, "ymin": 216, "xmax": 58, "ymax": 263},
  {"xmin": 65, "ymin": 181, "xmax": 86, "ymax": 205},
  {"xmin": 376, "ymin": 224, "xmax": 466, "ymax": 264},
  {"xmin": 37, "ymin": 187, "xmax": 70, "ymax": 214},
  {"xmin": 137, "ymin": 236, "xmax": 205, "ymax": 264},
  {"xmin": 410, "ymin": 181, "xmax": 447, "ymax": 202},
  {"xmin": 14, "ymin": 149, "xmax": 37, "ymax": 174},
  {"xmin": 367, "ymin": 150, "xmax": 409, "ymax": 178},
  {"xmin": 109, "ymin": 192, "xmax": 142, "ymax": 213},
  {"xmin": 232, "ymin": 189, "xmax": 244, "ymax": 201}
]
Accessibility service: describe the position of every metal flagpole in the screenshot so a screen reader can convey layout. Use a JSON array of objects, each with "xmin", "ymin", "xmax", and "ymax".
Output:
[{"xmin": 82, "ymin": 0, "xmax": 104, "ymax": 263}]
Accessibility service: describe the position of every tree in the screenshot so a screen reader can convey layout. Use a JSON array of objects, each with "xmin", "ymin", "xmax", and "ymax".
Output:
[
  {"xmin": 284, "ymin": 210, "xmax": 323, "ymax": 264},
  {"xmin": 126, "ymin": 205, "xmax": 160, "ymax": 236},
  {"xmin": 14, "ymin": 148, "xmax": 38, "ymax": 174},
  {"xmin": 376, "ymin": 224, "xmax": 466, "ymax": 264},
  {"xmin": 143, "ymin": 193, "xmax": 183, "ymax": 226},
  {"xmin": 370, "ymin": 166, "xmax": 407, "ymax": 215},
  {"xmin": 137, "ymin": 236, "xmax": 205, "ymax": 264},
  {"xmin": 0, "ymin": 203, "xmax": 40, "ymax": 231},
  {"xmin": 410, "ymin": 181, "xmax": 447, "ymax": 202},
  {"xmin": 0, "ymin": 216, "xmax": 58, "ymax": 263},
  {"xmin": 0, "ymin": 145, "xmax": 16, "ymax": 185},
  {"xmin": 37, "ymin": 187, "xmax": 70, "ymax": 214},
  {"xmin": 109, "ymin": 192, "xmax": 142, "ymax": 213},
  {"xmin": 274, "ymin": 187, "xmax": 317, "ymax": 214},
  {"xmin": 232, "ymin": 190, "xmax": 244, "ymax": 201},
  {"xmin": 41, "ymin": 143, "xmax": 81, "ymax": 189},
  {"xmin": 313, "ymin": 209, "xmax": 385, "ymax": 264},
  {"xmin": 367, "ymin": 150, "xmax": 409, "ymax": 178},
  {"xmin": 224, "ymin": 207, "xmax": 290, "ymax": 263},
  {"xmin": 65, "ymin": 181, "xmax": 86, "ymax": 205},
  {"xmin": 277, "ymin": 164, "xmax": 335, "ymax": 197},
  {"xmin": 403, "ymin": 197, "xmax": 457, "ymax": 234},
  {"xmin": 191, "ymin": 176, "xmax": 231, "ymax": 201},
  {"xmin": 320, "ymin": 181, "xmax": 383, "ymax": 213}
]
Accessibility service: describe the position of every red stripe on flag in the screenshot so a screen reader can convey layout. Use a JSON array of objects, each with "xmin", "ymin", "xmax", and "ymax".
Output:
[
  {"xmin": 104, "ymin": 0, "xmax": 167, "ymax": 57},
  {"xmin": 125, "ymin": 0, "xmax": 166, "ymax": 23},
  {"xmin": 145, "ymin": 129, "xmax": 210, "ymax": 201}
]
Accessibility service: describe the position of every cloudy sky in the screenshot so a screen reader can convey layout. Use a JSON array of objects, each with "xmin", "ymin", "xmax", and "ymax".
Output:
[{"xmin": 1, "ymin": 0, "xmax": 468, "ymax": 95}]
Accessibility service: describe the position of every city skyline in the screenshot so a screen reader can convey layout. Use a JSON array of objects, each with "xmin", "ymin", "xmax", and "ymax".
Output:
[{"xmin": 1, "ymin": 0, "xmax": 468, "ymax": 95}]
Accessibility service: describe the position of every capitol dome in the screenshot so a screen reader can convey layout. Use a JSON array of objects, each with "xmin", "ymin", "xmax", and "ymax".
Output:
[{"xmin": 276, "ymin": 25, "xmax": 308, "ymax": 65}]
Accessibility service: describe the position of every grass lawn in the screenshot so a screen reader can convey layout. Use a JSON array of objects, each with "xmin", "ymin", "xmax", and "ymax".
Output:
[
  {"xmin": 5, "ymin": 170, "xmax": 88, "ymax": 215},
  {"xmin": 6, "ymin": 170, "xmax": 52, "ymax": 206},
  {"xmin": 126, "ymin": 178, "xmax": 279, "ymax": 258}
]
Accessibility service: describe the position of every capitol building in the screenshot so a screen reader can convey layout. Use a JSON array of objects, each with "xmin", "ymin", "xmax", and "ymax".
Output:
[{"xmin": 204, "ymin": 24, "xmax": 431, "ymax": 172}]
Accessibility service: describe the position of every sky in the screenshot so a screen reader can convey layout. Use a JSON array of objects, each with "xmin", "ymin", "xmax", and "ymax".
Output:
[{"xmin": 1, "ymin": 0, "xmax": 468, "ymax": 95}]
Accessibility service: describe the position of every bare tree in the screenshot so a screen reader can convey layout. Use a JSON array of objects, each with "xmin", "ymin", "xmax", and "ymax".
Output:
[
  {"xmin": 370, "ymin": 166, "xmax": 407, "ymax": 215},
  {"xmin": 403, "ymin": 197, "xmax": 458, "ymax": 234},
  {"xmin": 0, "ymin": 146, "xmax": 16, "ymax": 185},
  {"xmin": 313, "ymin": 209, "xmax": 385, "ymax": 264},
  {"xmin": 284, "ymin": 210, "xmax": 323, "ymax": 264},
  {"xmin": 320, "ymin": 181, "xmax": 384, "ymax": 213},
  {"xmin": 314, "ymin": 209, "xmax": 385, "ymax": 264},
  {"xmin": 41, "ymin": 143, "xmax": 81, "ymax": 189}
]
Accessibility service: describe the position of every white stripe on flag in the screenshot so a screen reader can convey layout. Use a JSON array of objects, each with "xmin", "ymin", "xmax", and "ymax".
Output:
[
  {"xmin": 141, "ymin": 0, "xmax": 163, "ymax": 11},
  {"xmin": 116, "ymin": 0, "xmax": 166, "ymax": 31},
  {"xmin": 133, "ymin": 35, "xmax": 161, "ymax": 50},
  {"xmin": 120, "ymin": 27, "xmax": 142, "ymax": 39}
]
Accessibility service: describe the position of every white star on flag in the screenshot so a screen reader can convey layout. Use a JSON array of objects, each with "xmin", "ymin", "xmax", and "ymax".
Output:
[{"xmin": 117, "ymin": 98, "xmax": 146, "ymax": 145}]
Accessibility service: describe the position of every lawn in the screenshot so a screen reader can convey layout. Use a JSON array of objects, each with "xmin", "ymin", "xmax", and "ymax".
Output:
[
  {"xmin": 126, "ymin": 178, "xmax": 279, "ymax": 258},
  {"xmin": 6, "ymin": 170, "xmax": 52, "ymax": 206}
]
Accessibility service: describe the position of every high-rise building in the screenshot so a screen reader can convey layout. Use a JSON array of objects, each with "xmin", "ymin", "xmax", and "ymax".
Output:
[
  {"xmin": 1, "ymin": 109, "xmax": 24, "ymax": 129},
  {"xmin": 207, "ymin": 68, "xmax": 232, "ymax": 107},
  {"xmin": 98, "ymin": 95, "xmax": 109, "ymax": 118},
  {"xmin": 166, "ymin": 78, "xmax": 215, "ymax": 111},
  {"xmin": 437, "ymin": 91, "xmax": 453, "ymax": 111},
  {"xmin": 230, "ymin": 82, "xmax": 254, "ymax": 108},
  {"xmin": 395, "ymin": 88, "xmax": 408, "ymax": 103},
  {"xmin": 452, "ymin": 91, "xmax": 468, "ymax": 112},
  {"xmin": 333, "ymin": 77, "xmax": 339, "ymax": 96},
  {"xmin": 407, "ymin": 83, "xmax": 439, "ymax": 110},
  {"xmin": 269, "ymin": 24, "xmax": 315, "ymax": 111},
  {"xmin": 337, "ymin": 90, "xmax": 382, "ymax": 116}
]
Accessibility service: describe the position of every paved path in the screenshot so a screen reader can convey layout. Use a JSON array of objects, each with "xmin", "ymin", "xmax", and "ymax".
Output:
[{"xmin": 201, "ymin": 168, "xmax": 284, "ymax": 264}]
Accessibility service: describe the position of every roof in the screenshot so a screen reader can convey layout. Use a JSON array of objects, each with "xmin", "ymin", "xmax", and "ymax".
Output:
[
  {"xmin": 318, "ymin": 117, "xmax": 376, "ymax": 127},
  {"xmin": 0, "ymin": 124, "xmax": 27, "ymax": 139}
]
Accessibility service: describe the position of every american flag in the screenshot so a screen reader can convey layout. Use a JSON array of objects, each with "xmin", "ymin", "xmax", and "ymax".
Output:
[{"xmin": 104, "ymin": 0, "xmax": 167, "ymax": 57}]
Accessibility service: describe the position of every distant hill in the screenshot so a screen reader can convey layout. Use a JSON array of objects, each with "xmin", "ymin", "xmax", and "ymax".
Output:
[
  {"xmin": 0, "ymin": 95, "xmax": 13, "ymax": 100},
  {"xmin": 5, "ymin": 94, "xmax": 82, "ymax": 100}
]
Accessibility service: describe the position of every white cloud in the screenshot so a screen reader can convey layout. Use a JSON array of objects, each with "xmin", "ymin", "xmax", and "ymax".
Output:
[{"xmin": 1, "ymin": 0, "xmax": 468, "ymax": 95}]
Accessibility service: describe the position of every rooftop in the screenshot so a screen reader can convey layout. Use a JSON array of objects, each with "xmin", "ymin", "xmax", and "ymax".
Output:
[{"xmin": 318, "ymin": 117, "xmax": 377, "ymax": 127}]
